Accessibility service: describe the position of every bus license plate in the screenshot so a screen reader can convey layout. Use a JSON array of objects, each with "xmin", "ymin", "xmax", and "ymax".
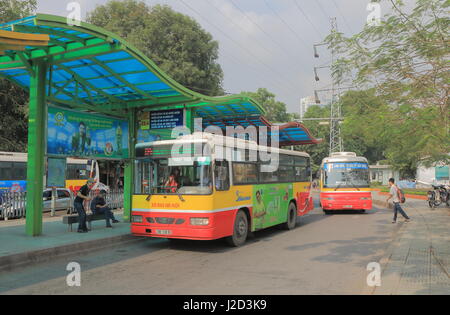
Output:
[
  {"xmin": 343, "ymin": 205, "xmax": 353, "ymax": 208},
  {"xmin": 156, "ymin": 229, "xmax": 172, "ymax": 235}
]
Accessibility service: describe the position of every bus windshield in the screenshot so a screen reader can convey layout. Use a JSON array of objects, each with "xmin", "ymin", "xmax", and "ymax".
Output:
[
  {"xmin": 135, "ymin": 156, "xmax": 213, "ymax": 195},
  {"xmin": 323, "ymin": 162, "xmax": 369, "ymax": 189}
]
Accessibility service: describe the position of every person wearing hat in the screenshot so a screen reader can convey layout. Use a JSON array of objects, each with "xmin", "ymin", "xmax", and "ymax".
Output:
[
  {"xmin": 74, "ymin": 178, "xmax": 95, "ymax": 233},
  {"xmin": 90, "ymin": 189, "xmax": 119, "ymax": 228}
]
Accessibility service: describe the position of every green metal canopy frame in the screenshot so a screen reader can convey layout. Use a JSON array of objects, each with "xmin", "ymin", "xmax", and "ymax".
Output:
[
  {"xmin": 0, "ymin": 14, "xmax": 266, "ymax": 236},
  {"xmin": 0, "ymin": 14, "xmax": 266, "ymax": 117}
]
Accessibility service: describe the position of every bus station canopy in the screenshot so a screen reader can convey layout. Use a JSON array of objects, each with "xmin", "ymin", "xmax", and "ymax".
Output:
[
  {"xmin": 200, "ymin": 116, "xmax": 321, "ymax": 146},
  {"xmin": 0, "ymin": 14, "xmax": 265, "ymax": 116},
  {"xmin": 0, "ymin": 14, "xmax": 320, "ymax": 146}
]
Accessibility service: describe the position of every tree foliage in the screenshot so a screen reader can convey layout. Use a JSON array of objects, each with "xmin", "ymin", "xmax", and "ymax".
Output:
[
  {"xmin": 298, "ymin": 105, "xmax": 331, "ymax": 176},
  {"xmin": 327, "ymin": 0, "xmax": 449, "ymax": 172},
  {"xmin": 0, "ymin": 0, "xmax": 36, "ymax": 152},
  {"xmin": 242, "ymin": 88, "xmax": 294, "ymax": 123},
  {"xmin": 87, "ymin": 0, "xmax": 224, "ymax": 96}
]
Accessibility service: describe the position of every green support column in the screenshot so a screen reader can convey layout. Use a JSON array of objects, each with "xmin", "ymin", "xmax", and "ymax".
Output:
[
  {"xmin": 25, "ymin": 60, "xmax": 47, "ymax": 236},
  {"xmin": 185, "ymin": 107, "xmax": 194, "ymax": 132},
  {"xmin": 123, "ymin": 109, "xmax": 136, "ymax": 222}
]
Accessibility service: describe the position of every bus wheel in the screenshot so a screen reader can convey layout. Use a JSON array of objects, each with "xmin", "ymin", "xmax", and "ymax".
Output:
[
  {"xmin": 282, "ymin": 202, "xmax": 297, "ymax": 230},
  {"xmin": 226, "ymin": 210, "xmax": 248, "ymax": 247}
]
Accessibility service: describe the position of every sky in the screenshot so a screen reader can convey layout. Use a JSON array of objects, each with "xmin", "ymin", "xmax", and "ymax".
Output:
[{"xmin": 35, "ymin": 0, "xmax": 412, "ymax": 114}]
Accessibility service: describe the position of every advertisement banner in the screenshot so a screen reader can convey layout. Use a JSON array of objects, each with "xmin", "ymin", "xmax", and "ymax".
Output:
[
  {"xmin": 252, "ymin": 183, "xmax": 292, "ymax": 231},
  {"xmin": 0, "ymin": 180, "xmax": 26, "ymax": 195},
  {"xmin": 47, "ymin": 106, "xmax": 129, "ymax": 159}
]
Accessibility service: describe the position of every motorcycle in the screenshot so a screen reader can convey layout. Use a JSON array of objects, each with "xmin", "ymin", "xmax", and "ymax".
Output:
[{"xmin": 427, "ymin": 185, "xmax": 449, "ymax": 208}]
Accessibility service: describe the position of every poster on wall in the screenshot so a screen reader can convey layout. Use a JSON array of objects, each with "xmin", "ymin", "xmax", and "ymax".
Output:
[
  {"xmin": 47, "ymin": 106, "xmax": 129, "ymax": 158},
  {"xmin": 47, "ymin": 157, "xmax": 66, "ymax": 188},
  {"xmin": 137, "ymin": 109, "xmax": 185, "ymax": 144}
]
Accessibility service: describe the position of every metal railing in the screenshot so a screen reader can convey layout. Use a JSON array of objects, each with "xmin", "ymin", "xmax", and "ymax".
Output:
[{"xmin": 0, "ymin": 189, "xmax": 124, "ymax": 220}]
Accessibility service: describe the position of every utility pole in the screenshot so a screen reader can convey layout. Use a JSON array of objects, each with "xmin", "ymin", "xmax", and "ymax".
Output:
[
  {"xmin": 313, "ymin": 18, "xmax": 343, "ymax": 155},
  {"xmin": 329, "ymin": 17, "xmax": 343, "ymax": 154}
]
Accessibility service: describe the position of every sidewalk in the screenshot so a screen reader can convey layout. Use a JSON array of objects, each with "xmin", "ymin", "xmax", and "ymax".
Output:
[
  {"xmin": 370, "ymin": 193, "xmax": 450, "ymax": 295},
  {"xmin": 0, "ymin": 210, "xmax": 141, "ymax": 271}
]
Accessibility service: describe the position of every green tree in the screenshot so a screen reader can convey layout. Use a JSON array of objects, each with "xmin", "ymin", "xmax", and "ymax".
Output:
[
  {"xmin": 328, "ymin": 0, "xmax": 449, "ymax": 172},
  {"xmin": 340, "ymin": 89, "xmax": 388, "ymax": 164},
  {"xmin": 87, "ymin": 0, "xmax": 224, "ymax": 96},
  {"xmin": 0, "ymin": 0, "xmax": 36, "ymax": 152},
  {"xmin": 299, "ymin": 104, "xmax": 331, "ymax": 175},
  {"xmin": 242, "ymin": 88, "xmax": 291, "ymax": 123}
]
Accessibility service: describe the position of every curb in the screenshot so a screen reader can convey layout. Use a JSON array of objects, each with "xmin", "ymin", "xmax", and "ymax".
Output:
[
  {"xmin": 376, "ymin": 191, "xmax": 428, "ymax": 200},
  {"xmin": 0, "ymin": 234, "xmax": 145, "ymax": 272}
]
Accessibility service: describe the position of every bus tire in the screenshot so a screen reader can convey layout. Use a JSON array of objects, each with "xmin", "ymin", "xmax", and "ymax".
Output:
[
  {"xmin": 282, "ymin": 202, "xmax": 297, "ymax": 230},
  {"xmin": 226, "ymin": 210, "xmax": 248, "ymax": 247}
]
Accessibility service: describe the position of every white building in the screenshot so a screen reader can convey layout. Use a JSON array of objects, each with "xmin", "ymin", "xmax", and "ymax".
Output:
[
  {"xmin": 300, "ymin": 96, "xmax": 317, "ymax": 119},
  {"xmin": 416, "ymin": 162, "xmax": 450, "ymax": 188},
  {"xmin": 369, "ymin": 164, "xmax": 400, "ymax": 185}
]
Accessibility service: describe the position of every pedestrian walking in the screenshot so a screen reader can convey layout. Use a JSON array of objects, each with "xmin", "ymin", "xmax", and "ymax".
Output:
[
  {"xmin": 74, "ymin": 178, "xmax": 95, "ymax": 233},
  {"xmin": 90, "ymin": 189, "xmax": 120, "ymax": 228},
  {"xmin": 386, "ymin": 178, "xmax": 410, "ymax": 223}
]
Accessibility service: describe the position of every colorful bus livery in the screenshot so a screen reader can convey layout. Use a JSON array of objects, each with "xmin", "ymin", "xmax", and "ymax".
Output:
[
  {"xmin": 131, "ymin": 133, "xmax": 314, "ymax": 246},
  {"xmin": 0, "ymin": 152, "xmax": 90, "ymax": 194},
  {"xmin": 319, "ymin": 152, "xmax": 372, "ymax": 213}
]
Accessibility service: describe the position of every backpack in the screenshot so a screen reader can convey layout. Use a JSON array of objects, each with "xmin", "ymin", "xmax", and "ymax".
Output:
[{"xmin": 396, "ymin": 186, "xmax": 406, "ymax": 203}]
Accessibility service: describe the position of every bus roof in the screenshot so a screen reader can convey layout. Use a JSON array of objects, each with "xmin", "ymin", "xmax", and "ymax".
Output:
[
  {"xmin": 321, "ymin": 154, "xmax": 369, "ymax": 165},
  {"xmin": 0, "ymin": 151, "xmax": 88, "ymax": 164},
  {"xmin": 137, "ymin": 132, "xmax": 310, "ymax": 158}
]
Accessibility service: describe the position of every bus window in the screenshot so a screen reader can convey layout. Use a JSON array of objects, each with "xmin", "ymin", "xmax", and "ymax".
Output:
[
  {"xmin": 232, "ymin": 162, "xmax": 258, "ymax": 185},
  {"xmin": 214, "ymin": 160, "xmax": 230, "ymax": 191},
  {"xmin": 12, "ymin": 162, "xmax": 27, "ymax": 180},
  {"xmin": 135, "ymin": 158, "xmax": 213, "ymax": 195},
  {"xmin": 278, "ymin": 164, "xmax": 295, "ymax": 182},
  {"xmin": 323, "ymin": 162, "xmax": 370, "ymax": 188},
  {"xmin": 0, "ymin": 162, "xmax": 13, "ymax": 180}
]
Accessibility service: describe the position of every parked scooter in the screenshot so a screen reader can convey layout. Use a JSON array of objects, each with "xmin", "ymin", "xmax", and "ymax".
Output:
[{"xmin": 427, "ymin": 185, "xmax": 450, "ymax": 209}]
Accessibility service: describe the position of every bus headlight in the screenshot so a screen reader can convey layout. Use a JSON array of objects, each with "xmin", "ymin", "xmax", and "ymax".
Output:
[
  {"xmin": 131, "ymin": 215, "xmax": 143, "ymax": 223},
  {"xmin": 190, "ymin": 218, "xmax": 209, "ymax": 226},
  {"xmin": 360, "ymin": 197, "xmax": 371, "ymax": 200}
]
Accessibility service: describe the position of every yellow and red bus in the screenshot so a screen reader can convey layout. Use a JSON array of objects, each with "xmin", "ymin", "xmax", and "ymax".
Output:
[
  {"xmin": 319, "ymin": 152, "xmax": 372, "ymax": 214},
  {"xmin": 131, "ymin": 133, "xmax": 314, "ymax": 246}
]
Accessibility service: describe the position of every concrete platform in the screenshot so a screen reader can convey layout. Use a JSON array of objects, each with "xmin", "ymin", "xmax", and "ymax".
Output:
[
  {"xmin": 369, "ymin": 193, "xmax": 450, "ymax": 295},
  {"xmin": 0, "ymin": 210, "xmax": 142, "ymax": 271}
]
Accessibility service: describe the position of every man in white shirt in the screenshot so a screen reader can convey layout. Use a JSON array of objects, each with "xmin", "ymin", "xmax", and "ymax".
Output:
[{"xmin": 386, "ymin": 178, "xmax": 410, "ymax": 223}]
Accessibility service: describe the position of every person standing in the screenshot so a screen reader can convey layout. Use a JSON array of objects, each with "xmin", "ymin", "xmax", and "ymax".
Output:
[
  {"xmin": 90, "ymin": 190, "xmax": 120, "ymax": 228},
  {"xmin": 74, "ymin": 178, "xmax": 95, "ymax": 233},
  {"xmin": 386, "ymin": 178, "xmax": 410, "ymax": 223}
]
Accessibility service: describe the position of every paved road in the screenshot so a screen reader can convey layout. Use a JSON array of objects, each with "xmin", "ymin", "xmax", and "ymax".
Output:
[{"xmin": 0, "ymin": 197, "xmax": 402, "ymax": 294}]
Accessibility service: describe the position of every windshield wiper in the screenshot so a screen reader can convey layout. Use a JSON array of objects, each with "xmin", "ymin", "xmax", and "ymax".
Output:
[
  {"xmin": 334, "ymin": 182, "xmax": 344, "ymax": 191},
  {"xmin": 347, "ymin": 179, "xmax": 360, "ymax": 191}
]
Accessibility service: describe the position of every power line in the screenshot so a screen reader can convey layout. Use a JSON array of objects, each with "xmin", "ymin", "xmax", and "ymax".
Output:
[
  {"xmin": 291, "ymin": 0, "xmax": 324, "ymax": 39},
  {"xmin": 177, "ymin": 0, "xmax": 303, "ymax": 96},
  {"xmin": 331, "ymin": 0, "xmax": 354, "ymax": 34},
  {"xmin": 228, "ymin": 0, "xmax": 299, "ymax": 61},
  {"xmin": 140, "ymin": 1, "xmax": 298, "ymax": 99},
  {"xmin": 262, "ymin": 0, "xmax": 311, "ymax": 52},
  {"xmin": 315, "ymin": 0, "xmax": 331, "ymax": 21},
  {"xmin": 207, "ymin": 0, "xmax": 295, "ymax": 67}
]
